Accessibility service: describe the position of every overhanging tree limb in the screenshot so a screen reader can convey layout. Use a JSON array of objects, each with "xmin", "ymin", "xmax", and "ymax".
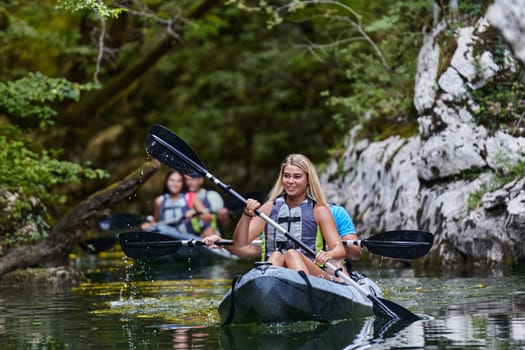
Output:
[{"xmin": 0, "ymin": 160, "xmax": 160, "ymax": 277}]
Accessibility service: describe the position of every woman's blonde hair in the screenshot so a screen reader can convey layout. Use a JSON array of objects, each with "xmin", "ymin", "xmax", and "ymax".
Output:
[{"xmin": 268, "ymin": 153, "xmax": 328, "ymax": 206}]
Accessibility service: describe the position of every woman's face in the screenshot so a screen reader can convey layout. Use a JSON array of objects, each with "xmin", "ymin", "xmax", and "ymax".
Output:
[
  {"xmin": 281, "ymin": 164, "xmax": 308, "ymax": 197},
  {"xmin": 166, "ymin": 172, "xmax": 184, "ymax": 195}
]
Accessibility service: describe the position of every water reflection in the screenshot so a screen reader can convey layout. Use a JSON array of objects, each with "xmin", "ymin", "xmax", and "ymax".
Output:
[
  {"xmin": 218, "ymin": 318, "xmax": 419, "ymax": 350},
  {"xmin": 0, "ymin": 251, "xmax": 524, "ymax": 349},
  {"xmin": 220, "ymin": 319, "xmax": 372, "ymax": 349}
]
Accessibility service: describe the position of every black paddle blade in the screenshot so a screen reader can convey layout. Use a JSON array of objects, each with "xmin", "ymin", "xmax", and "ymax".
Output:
[
  {"xmin": 118, "ymin": 231, "xmax": 183, "ymax": 259},
  {"xmin": 79, "ymin": 236, "xmax": 118, "ymax": 254},
  {"xmin": 146, "ymin": 124, "xmax": 205, "ymax": 178},
  {"xmin": 99, "ymin": 213, "xmax": 144, "ymax": 231},
  {"xmin": 370, "ymin": 295, "xmax": 421, "ymax": 321},
  {"xmin": 364, "ymin": 230, "xmax": 433, "ymax": 260},
  {"xmin": 373, "ymin": 317, "xmax": 415, "ymax": 339}
]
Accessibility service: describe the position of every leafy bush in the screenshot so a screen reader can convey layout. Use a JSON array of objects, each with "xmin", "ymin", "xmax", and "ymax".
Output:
[
  {"xmin": 0, "ymin": 72, "xmax": 98, "ymax": 125},
  {"xmin": 0, "ymin": 126, "xmax": 108, "ymax": 247},
  {"xmin": 0, "ymin": 72, "xmax": 107, "ymax": 247}
]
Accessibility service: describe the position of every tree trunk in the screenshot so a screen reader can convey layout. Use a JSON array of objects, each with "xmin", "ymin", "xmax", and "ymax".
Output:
[{"xmin": 0, "ymin": 160, "xmax": 160, "ymax": 277}]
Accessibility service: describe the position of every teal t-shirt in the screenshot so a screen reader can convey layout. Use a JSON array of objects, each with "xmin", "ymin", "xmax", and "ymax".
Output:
[{"xmin": 329, "ymin": 204, "xmax": 356, "ymax": 237}]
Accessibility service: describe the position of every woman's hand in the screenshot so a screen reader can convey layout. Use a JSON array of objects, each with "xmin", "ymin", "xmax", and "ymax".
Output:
[
  {"xmin": 202, "ymin": 233, "xmax": 222, "ymax": 248},
  {"xmin": 243, "ymin": 198, "xmax": 260, "ymax": 218},
  {"xmin": 185, "ymin": 208, "xmax": 200, "ymax": 219},
  {"xmin": 314, "ymin": 250, "xmax": 334, "ymax": 266},
  {"xmin": 140, "ymin": 221, "xmax": 154, "ymax": 230},
  {"xmin": 234, "ymin": 198, "xmax": 267, "ymax": 248}
]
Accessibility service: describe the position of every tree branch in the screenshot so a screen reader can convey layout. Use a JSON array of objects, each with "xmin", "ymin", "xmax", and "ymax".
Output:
[{"xmin": 0, "ymin": 160, "xmax": 160, "ymax": 277}]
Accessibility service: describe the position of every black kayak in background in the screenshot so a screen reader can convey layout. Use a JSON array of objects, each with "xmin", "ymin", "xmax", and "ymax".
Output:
[{"xmin": 143, "ymin": 224, "xmax": 239, "ymax": 262}]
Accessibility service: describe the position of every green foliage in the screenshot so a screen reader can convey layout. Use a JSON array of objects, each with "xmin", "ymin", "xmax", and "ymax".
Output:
[
  {"xmin": 467, "ymin": 158, "xmax": 525, "ymax": 211},
  {"xmin": 54, "ymin": 0, "xmax": 127, "ymax": 19},
  {"xmin": 323, "ymin": 0, "xmax": 430, "ymax": 140},
  {"xmin": 457, "ymin": 1, "xmax": 487, "ymax": 18},
  {"xmin": 0, "ymin": 127, "xmax": 108, "ymax": 242},
  {"xmin": 0, "ymin": 72, "xmax": 99, "ymax": 126},
  {"xmin": 0, "ymin": 134, "xmax": 107, "ymax": 193},
  {"xmin": 466, "ymin": 186, "xmax": 483, "ymax": 211},
  {"xmin": 234, "ymin": 0, "xmax": 431, "ymax": 141},
  {"xmin": 0, "ymin": 1, "xmax": 112, "ymax": 252},
  {"xmin": 128, "ymin": 3, "xmax": 354, "ymax": 191},
  {"xmin": 469, "ymin": 25, "xmax": 525, "ymax": 137},
  {"xmin": 470, "ymin": 69, "xmax": 525, "ymax": 136}
]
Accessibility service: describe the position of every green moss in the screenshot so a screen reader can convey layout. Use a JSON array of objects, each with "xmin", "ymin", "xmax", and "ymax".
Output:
[
  {"xmin": 0, "ymin": 267, "xmax": 85, "ymax": 291},
  {"xmin": 467, "ymin": 159, "xmax": 525, "ymax": 211},
  {"xmin": 436, "ymin": 34, "xmax": 458, "ymax": 79},
  {"xmin": 470, "ymin": 70, "xmax": 525, "ymax": 135}
]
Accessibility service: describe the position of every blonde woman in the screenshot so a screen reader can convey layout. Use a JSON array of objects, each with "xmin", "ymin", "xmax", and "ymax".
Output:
[{"xmin": 231, "ymin": 154, "xmax": 345, "ymax": 278}]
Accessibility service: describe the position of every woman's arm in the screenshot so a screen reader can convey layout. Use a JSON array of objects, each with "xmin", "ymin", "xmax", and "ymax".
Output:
[
  {"xmin": 342, "ymin": 234, "xmax": 362, "ymax": 260},
  {"xmin": 152, "ymin": 196, "xmax": 162, "ymax": 222},
  {"xmin": 314, "ymin": 205, "xmax": 345, "ymax": 262},
  {"xmin": 232, "ymin": 199, "xmax": 270, "ymax": 247},
  {"xmin": 202, "ymin": 233, "xmax": 261, "ymax": 259},
  {"xmin": 188, "ymin": 196, "xmax": 213, "ymax": 222},
  {"xmin": 141, "ymin": 196, "xmax": 162, "ymax": 230}
]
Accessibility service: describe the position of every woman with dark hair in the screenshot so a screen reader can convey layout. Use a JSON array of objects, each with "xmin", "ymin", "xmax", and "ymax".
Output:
[{"xmin": 141, "ymin": 170, "xmax": 214, "ymax": 238}]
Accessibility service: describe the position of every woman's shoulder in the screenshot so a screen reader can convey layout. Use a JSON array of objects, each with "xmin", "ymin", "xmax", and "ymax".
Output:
[
  {"xmin": 154, "ymin": 195, "xmax": 164, "ymax": 204},
  {"xmin": 313, "ymin": 203, "xmax": 331, "ymax": 217}
]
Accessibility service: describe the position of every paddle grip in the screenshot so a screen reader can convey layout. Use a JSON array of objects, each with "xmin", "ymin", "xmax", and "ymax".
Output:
[
  {"xmin": 204, "ymin": 173, "xmax": 249, "ymax": 207},
  {"xmin": 342, "ymin": 240, "xmax": 362, "ymax": 247}
]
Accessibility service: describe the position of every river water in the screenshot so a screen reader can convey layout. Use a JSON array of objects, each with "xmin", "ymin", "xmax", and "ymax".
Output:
[{"xmin": 0, "ymin": 247, "xmax": 524, "ymax": 349}]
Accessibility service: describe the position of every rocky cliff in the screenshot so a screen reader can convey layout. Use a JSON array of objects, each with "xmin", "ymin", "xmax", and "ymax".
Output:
[{"xmin": 321, "ymin": 0, "xmax": 525, "ymax": 271}]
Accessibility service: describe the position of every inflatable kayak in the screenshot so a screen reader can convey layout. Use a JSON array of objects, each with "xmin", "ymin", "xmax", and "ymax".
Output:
[{"xmin": 218, "ymin": 263, "xmax": 383, "ymax": 324}]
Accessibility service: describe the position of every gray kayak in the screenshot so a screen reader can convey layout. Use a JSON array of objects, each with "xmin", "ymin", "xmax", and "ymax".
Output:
[{"xmin": 218, "ymin": 263, "xmax": 383, "ymax": 324}]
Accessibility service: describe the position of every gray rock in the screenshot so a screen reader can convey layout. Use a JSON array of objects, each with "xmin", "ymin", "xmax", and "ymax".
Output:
[
  {"xmin": 487, "ymin": 0, "xmax": 525, "ymax": 65},
  {"xmin": 482, "ymin": 189, "xmax": 508, "ymax": 210},
  {"xmin": 321, "ymin": 3, "xmax": 525, "ymax": 269},
  {"xmin": 438, "ymin": 67, "xmax": 467, "ymax": 97},
  {"xmin": 414, "ymin": 21, "xmax": 444, "ymax": 113}
]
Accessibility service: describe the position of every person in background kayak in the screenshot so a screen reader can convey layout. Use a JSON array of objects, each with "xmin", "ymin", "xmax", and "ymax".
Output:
[
  {"xmin": 230, "ymin": 153, "xmax": 345, "ymax": 279},
  {"xmin": 141, "ymin": 170, "xmax": 215, "ymax": 238},
  {"xmin": 184, "ymin": 174, "xmax": 231, "ymax": 234}
]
